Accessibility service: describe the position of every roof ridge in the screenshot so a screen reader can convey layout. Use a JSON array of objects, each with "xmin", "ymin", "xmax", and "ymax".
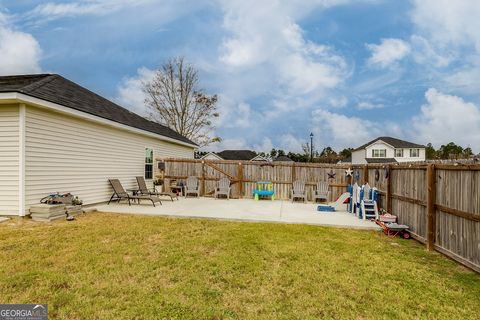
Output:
[
  {"xmin": 20, "ymin": 74, "xmax": 58, "ymax": 93},
  {"xmin": 0, "ymin": 73, "xmax": 196, "ymax": 146}
]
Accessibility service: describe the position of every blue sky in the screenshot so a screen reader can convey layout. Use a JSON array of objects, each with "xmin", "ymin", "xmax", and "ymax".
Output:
[{"xmin": 1, "ymin": 0, "xmax": 479, "ymax": 152}]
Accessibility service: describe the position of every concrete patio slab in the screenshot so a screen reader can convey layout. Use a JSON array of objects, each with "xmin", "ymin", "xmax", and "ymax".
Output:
[{"xmin": 96, "ymin": 198, "xmax": 380, "ymax": 230}]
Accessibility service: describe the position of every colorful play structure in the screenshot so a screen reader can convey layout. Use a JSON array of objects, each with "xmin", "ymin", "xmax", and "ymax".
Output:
[
  {"xmin": 253, "ymin": 181, "xmax": 275, "ymax": 200},
  {"xmin": 317, "ymin": 182, "xmax": 379, "ymax": 221},
  {"xmin": 317, "ymin": 192, "xmax": 349, "ymax": 212},
  {"xmin": 349, "ymin": 182, "xmax": 379, "ymax": 220}
]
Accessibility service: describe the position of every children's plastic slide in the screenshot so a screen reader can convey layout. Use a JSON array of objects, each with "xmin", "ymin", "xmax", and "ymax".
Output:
[{"xmin": 317, "ymin": 192, "xmax": 350, "ymax": 212}]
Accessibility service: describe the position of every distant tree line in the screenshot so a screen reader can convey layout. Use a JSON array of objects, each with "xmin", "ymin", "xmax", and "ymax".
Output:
[
  {"xmin": 258, "ymin": 147, "xmax": 353, "ymax": 163},
  {"xmin": 194, "ymin": 148, "xmax": 352, "ymax": 162},
  {"xmin": 195, "ymin": 142, "xmax": 476, "ymax": 162},
  {"xmin": 425, "ymin": 142, "xmax": 475, "ymax": 160}
]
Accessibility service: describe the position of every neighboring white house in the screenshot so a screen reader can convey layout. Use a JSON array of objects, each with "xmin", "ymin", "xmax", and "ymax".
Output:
[
  {"xmin": 0, "ymin": 74, "xmax": 196, "ymax": 216},
  {"xmin": 201, "ymin": 150, "xmax": 268, "ymax": 161},
  {"xmin": 351, "ymin": 137, "xmax": 425, "ymax": 164}
]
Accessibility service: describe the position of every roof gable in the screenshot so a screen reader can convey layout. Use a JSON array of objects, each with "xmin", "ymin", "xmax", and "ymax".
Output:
[
  {"xmin": 354, "ymin": 136, "xmax": 424, "ymax": 151},
  {"xmin": 0, "ymin": 74, "xmax": 196, "ymax": 146},
  {"xmin": 201, "ymin": 152, "xmax": 223, "ymax": 160},
  {"xmin": 251, "ymin": 155, "xmax": 268, "ymax": 161}
]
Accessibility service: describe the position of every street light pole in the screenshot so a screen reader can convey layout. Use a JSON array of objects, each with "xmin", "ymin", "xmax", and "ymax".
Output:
[{"xmin": 310, "ymin": 132, "xmax": 314, "ymax": 162}]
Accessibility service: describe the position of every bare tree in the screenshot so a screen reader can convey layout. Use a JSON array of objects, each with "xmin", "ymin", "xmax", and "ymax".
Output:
[
  {"xmin": 143, "ymin": 57, "xmax": 220, "ymax": 146},
  {"xmin": 302, "ymin": 142, "xmax": 318, "ymax": 161}
]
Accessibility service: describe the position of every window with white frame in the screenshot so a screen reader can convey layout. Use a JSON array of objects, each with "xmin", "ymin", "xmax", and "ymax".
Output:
[
  {"xmin": 371, "ymin": 149, "xmax": 386, "ymax": 158},
  {"xmin": 395, "ymin": 149, "xmax": 404, "ymax": 157},
  {"xmin": 410, "ymin": 148, "xmax": 420, "ymax": 157},
  {"xmin": 145, "ymin": 148, "xmax": 153, "ymax": 179}
]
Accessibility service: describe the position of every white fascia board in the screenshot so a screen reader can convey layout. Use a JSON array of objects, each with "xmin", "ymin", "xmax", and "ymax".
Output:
[{"xmin": 0, "ymin": 92, "xmax": 197, "ymax": 149}]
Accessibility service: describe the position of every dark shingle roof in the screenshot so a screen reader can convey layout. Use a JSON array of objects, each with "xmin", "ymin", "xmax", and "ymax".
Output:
[
  {"xmin": 0, "ymin": 74, "xmax": 196, "ymax": 146},
  {"xmin": 354, "ymin": 136, "xmax": 424, "ymax": 151},
  {"xmin": 273, "ymin": 155, "xmax": 294, "ymax": 162},
  {"xmin": 365, "ymin": 158, "xmax": 397, "ymax": 164},
  {"xmin": 216, "ymin": 150, "xmax": 258, "ymax": 160},
  {"xmin": 338, "ymin": 156, "xmax": 352, "ymax": 163}
]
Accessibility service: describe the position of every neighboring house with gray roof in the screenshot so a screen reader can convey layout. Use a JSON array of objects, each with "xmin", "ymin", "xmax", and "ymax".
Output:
[
  {"xmin": 0, "ymin": 74, "xmax": 196, "ymax": 216},
  {"xmin": 273, "ymin": 155, "xmax": 294, "ymax": 162},
  {"xmin": 201, "ymin": 150, "xmax": 267, "ymax": 161},
  {"xmin": 351, "ymin": 136, "xmax": 425, "ymax": 164},
  {"xmin": 200, "ymin": 152, "xmax": 224, "ymax": 160}
]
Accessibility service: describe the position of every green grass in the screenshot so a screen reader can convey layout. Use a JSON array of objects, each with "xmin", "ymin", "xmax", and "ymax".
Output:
[{"xmin": 0, "ymin": 213, "xmax": 479, "ymax": 319}]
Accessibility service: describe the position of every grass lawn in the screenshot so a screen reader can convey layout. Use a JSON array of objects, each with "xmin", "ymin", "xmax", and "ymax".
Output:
[{"xmin": 1, "ymin": 213, "xmax": 479, "ymax": 319}]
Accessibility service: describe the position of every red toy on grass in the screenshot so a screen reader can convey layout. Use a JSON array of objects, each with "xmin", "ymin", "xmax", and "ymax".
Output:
[{"xmin": 375, "ymin": 220, "xmax": 411, "ymax": 239}]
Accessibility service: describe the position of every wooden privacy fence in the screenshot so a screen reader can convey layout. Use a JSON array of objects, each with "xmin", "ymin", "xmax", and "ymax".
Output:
[
  {"xmin": 159, "ymin": 158, "xmax": 480, "ymax": 273},
  {"xmin": 159, "ymin": 158, "xmax": 361, "ymax": 202},
  {"xmin": 366, "ymin": 163, "xmax": 480, "ymax": 273}
]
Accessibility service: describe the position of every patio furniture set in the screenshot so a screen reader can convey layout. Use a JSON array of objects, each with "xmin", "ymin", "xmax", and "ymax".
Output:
[
  {"xmin": 291, "ymin": 181, "xmax": 330, "ymax": 203},
  {"xmin": 107, "ymin": 176, "xmax": 231, "ymax": 206},
  {"xmin": 108, "ymin": 177, "xmax": 333, "ymax": 206},
  {"xmin": 108, "ymin": 177, "xmax": 178, "ymax": 207}
]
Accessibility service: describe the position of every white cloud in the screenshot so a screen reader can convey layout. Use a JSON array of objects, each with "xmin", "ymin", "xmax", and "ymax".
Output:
[
  {"xmin": 213, "ymin": 95, "xmax": 257, "ymax": 129},
  {"xmin": 232, "ymin": 102, "xmax": 253, "ymax": 128},
  {"xmin": 205, "ymin": 138, "xmax": 248, "ymax": 152},
  {"xmin": 355, "ymin": 102, "xmax": 384, "ymax": 110},
  {"xmin": 411, "ymin": 0, "xmax": 480, "ymax": 50},
  {"xmin": 409, "ymin": 35, "xmax": 452, "ymax": 68},
  {"xmin": 218, "ymin": 0, "xmax": 348, "ymax": 102},
  {"xmin": 410, "ymin": 1, "xmax": 480, "ymax": 95},
  {"xmin": 366, "ymin": 38, "xmax": 410, "ymax": 68},
  {"xmin": 0, "ymin": 13, "xmax": 42, "ymax": 75},
  {"xmin": 253, "ymin": 137, "xmax": 274, "ymax": 152},
  {"xmin": 311, "ymin": 109, "xmax": 381, "ymax": 149},
  {"xmin": 412, "ymin": 88, "xmax": 480, "ymax": 151},
  {"xmin": 24, "ymin": 0, "xmax": 156, "ymax": 23},
  {"xmin": 329, "ymin": 96, "xmax": 348, "ymax": 108},
  {"xmin": 115, "ymin": 67, "xmax": 155, "ymax": 116},
  {"xmin": 278, "ymin": 134, "xmax": 304, "ymax": 153},
  {"xmin": 444, "ymin": 57, "xmax": 480, "ymax": 94}
]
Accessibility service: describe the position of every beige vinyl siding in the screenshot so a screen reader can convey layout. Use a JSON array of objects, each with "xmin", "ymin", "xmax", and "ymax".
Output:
[
  {"xmin": 25, "ymin": 105, "xmax": 193, "ymax": 209},
  {"xmin": 0, "ymin": 105, "xmax": 19, "ymax": 215}
]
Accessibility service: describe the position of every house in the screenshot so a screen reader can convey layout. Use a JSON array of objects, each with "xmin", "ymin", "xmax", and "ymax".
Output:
[
  {"xmin": 273, "ymin": 155, "xmax": 294, "ymax": 162},
  {"xmin": 337, "ymin": 156, "xmax": 352, "ymax": 164},
  {"xmin": 351, "ymin": 136, "xmax": 425, "ymax": 164},
  {"xmin": 0, "ymin": 74, "xmax": 196, "ymax": 216},
  {"xmin": 200, "ymin": 152, "xmax": 224, "ymax": 160},
  {"xmin": 201, "ymin": 150, "xmax": 267, "ymax": 161}
]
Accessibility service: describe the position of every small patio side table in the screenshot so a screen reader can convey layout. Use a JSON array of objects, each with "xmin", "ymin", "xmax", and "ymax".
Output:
[
  {"xmin": 170, "ymin": 186, "xmax": 183, "ymax": 197},
  {"xmin": 126, "ymin": 188, "xmax": 141, "ymax": 203}
]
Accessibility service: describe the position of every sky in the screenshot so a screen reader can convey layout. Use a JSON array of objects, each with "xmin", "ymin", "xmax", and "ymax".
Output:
[{"xmin": 0, "ymin": 0, "xmax": 479, "ymax": 153}]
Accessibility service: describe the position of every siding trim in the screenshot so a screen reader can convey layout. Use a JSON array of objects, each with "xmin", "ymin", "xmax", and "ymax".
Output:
[
  {"xmin": 24, "ymin": 105, "xmax": 193, "ymax": 209},
  {"xmin": 19, "ymin": 104, "xmax": 26, "ymax": 216},
  {"xmin": 0, "ymin": 92, "xmax": 197, "ymax": 149}
]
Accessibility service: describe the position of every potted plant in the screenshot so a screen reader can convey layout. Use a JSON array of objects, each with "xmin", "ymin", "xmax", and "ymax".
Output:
[{"xmin": 153, "ymin": 179, "xmax": 164, "ymax": 193}]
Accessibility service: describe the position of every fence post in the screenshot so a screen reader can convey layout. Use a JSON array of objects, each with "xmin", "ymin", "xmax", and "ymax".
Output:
[
  {"xmin": 201, "ymin": 161, "xmax": 206, "ymax": 196},
  {"xmin": 386, "ymin": 165, "xmax": 392, "ymax": 213},
  {"xmin": 237, "ymin": 162, "xmax": 243, "ymax": 198},
  {"xmin": 291, "ymin": 162, "xmax": 296, "ymax": 182},
  {"xmin": 363, "ymin": 165, "xmax": 369, "ymax": 184},
  {"xmin": 426, "ymin": 164, "xmax": 436, "ymax": 251}
]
